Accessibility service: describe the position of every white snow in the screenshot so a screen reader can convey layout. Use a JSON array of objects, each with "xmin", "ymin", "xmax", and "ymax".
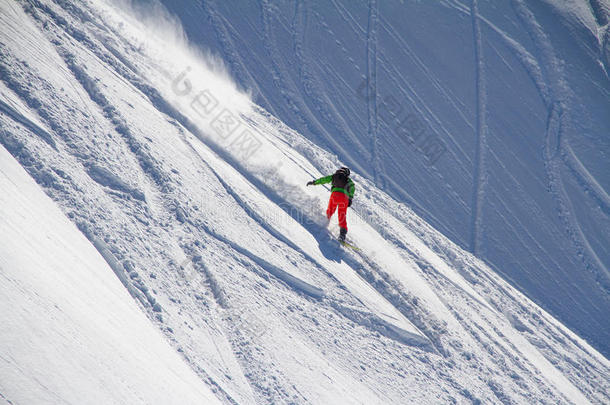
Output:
[
  {"xmin": 0, "ymin": 145, "xmax": 219, "ymax": 405},
  {"xmin": 0, "ymin": 0, "xmax": 608, "ymax": 404}
]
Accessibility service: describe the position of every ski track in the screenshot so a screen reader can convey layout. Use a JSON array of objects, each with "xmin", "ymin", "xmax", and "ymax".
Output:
[
  {"xmin": 325, "ymin": 1, "xmax": 470, "ymax": 229},
  {"xmin": 419, "ymin": 236, "xmax": 602, "ymax": 404},
  {"xmin": 0, "ymin": 96, "xmax": 55, "ymax": 149},
  {"xmin": 289, "ymin": 0, "xmax": 368, "ymax": 167},
  {"xmin": 511, "ymin": 0, "xmax": 610, "ymax": 290},
  {"xmin": 562, "ymin": 138, "xmax": 610, "ymax": 216},
  {"xmin": 331, "ymin": 0, "xmax": 473, "ymax": 171},
  {"xmin": 21, "ymin": 0, "xmax": 174, "ymax": 192},
  {"xmin": 124, "ymin": 0, "xmax": 603, "ymax": 360},
  {"xmin": 368, "ymin": 182, "xmax": 610, "ymax": 393},
  {"xmin": 184, "ymin": 132, "xmax": 435, "ymax": 349},
  {"xmin": 177, "ymin": 133, "xmax": 332, "ymax": 300},
  {"xmin": 545, "ymin": 103, "xmax": 610, "ymax": 289},
  {"xmin": 375, "ymin": 217, "xmax": 591, "ymax": 403},
  {"xmin": 377, "ymin": 15, "xmax": 473, "ymax": 135},
  {"xmin": 365, "ymin": 0, "xmax": 383, "ymax": 188},
  {"xmin": 258, "ymin": 0, "xmax": 368, "ymax": 171},
  {"xmin": 377, "ymin": 16, "xmax": 473, "ymax": 169},
  {"xmin": 183, "ymin": 137, "xmax": 358, "ymax": 305},
  {"xmin": 450, "ymin": 0, "xmax": 610, "ymax": 291},
  {"xmin": 469, "ymin": 0, "xmax": 488, "ymax": 256}
]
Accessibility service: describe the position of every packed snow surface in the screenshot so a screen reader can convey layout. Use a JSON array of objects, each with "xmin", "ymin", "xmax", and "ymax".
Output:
[
  {"xmin": 0, "ymin": 143, "xmax": 220, "ymax": 404},
  {"xmin": 0, "ymin": 0, "xmax": 608, "ymax": 404}
]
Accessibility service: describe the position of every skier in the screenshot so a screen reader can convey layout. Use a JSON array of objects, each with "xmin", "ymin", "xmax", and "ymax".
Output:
[{"xmin": 307, "ymin": 167, "xmax": 355, "ymax": 242}]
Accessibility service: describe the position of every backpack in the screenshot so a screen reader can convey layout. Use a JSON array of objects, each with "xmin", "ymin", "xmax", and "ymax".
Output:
[{"xmin": 331, "ymin": 171, "xmax": 348, "ymax": 189}]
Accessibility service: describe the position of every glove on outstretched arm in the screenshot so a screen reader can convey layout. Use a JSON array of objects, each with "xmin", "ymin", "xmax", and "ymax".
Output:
[{"xmin": 306, "ymin": 180, "xmax": 315, "ymax": 186}]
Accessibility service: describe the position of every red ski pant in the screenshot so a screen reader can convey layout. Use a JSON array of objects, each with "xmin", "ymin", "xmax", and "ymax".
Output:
[{"xmin": 326, "ymin": 191, "xmax": 349, "ymax": 231}]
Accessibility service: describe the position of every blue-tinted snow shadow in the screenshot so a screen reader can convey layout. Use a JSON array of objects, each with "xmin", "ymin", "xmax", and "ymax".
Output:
[{"xmin": 309, "ymin": 223, "xmax": 342, "ymax": 263}]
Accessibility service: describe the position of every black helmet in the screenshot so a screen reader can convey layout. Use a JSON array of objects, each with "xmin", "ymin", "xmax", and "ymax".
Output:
[{"xmin": 337, "ymin": 167, "xmax": 350, "ymax": 177}]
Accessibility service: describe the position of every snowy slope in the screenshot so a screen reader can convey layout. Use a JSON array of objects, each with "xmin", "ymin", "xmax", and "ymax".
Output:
[
  {"xmin": 0, "ymin": 0, "xmax": 609, "ymax": 404},
  {"xmin": 0, "ymin": 143, "xmax": 219, "ymax": 404},
  {"xmin": 159, "ymin": 0, "xmax": 610, "ymax": 357}
]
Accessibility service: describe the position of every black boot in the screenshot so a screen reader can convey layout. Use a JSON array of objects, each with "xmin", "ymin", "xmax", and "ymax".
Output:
[{"xmin": 339, "ymin": 228, "xmax": 347, "ymax": 242}]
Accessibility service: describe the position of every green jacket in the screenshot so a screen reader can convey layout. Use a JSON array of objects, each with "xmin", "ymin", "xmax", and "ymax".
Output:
[{"xmin": 313, "ymin": 175, "xmax": 355, "ymax": 199}]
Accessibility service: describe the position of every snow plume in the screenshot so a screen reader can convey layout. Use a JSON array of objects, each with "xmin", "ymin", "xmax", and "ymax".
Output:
[
  {"xmin": 93, "ymin": 0, "xmax": 340, "ymax": 228},
  {"xmin": 98, "ymin": 0, "xmax": 252, "ymax": 131}
]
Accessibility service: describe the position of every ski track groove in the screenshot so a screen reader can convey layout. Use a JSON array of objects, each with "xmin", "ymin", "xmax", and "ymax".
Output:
[
  {"xmin": 329, "ymin": 6, "xmax": 473, "ymax": 195},
  {"xmin": 173, "ymin": 123, "xmax": 440, "ymax": 351},
  {"xmin": 464, "ymin": 320, "xmax": 561, "ymax": 403},
  {"xmin": 378, "ymin": 16, "xmax": 472, "ymax": 126},
  {"xmin": 361, "ymin": 214, "xmax": 493, "ymax": 312},
  {"xmin": 511, "ymin": 0, "xmax": 610, "ymax": 290},
  {"xmin": 31, "ymin": 0, "xmax": 377, "ymax": 317},
  {"xmin": 331, "ymin": 0, "xmax": 472, "ymax": 167},
  {"xmin": 0, "ymin": 391, "xmax": 14, "ymax": 405},
  {"xmin": 544, "ymin": 103, "xmax": 610, "ymax": 289},
  {"xmin": 23, "ymin": 0, "xmax": 175, "ymax": 192},
  {"xmin": 0, "ymin": 97, "xmax": 56, "ymax": 149},
  {"xmin": 330, "ymin": 0, "xmax": 473, "ymax": 174},
  {"xmin": 482, "ymin": 176, "xmax": 567, "ymax": 280},
  {"xmin": 464, "ymin": 242, "xmax": 609, "ymax": 401},
  {"xmin": 469, "ymin": 0, "xmax": 488, "ymax": 256},
  {"xmin": 335, "ymin": 247, "xmax": 446, "ymax": 354},
  {"xmin": 241, "ymin": 109, "xmax": 324, "ymax": 180},
  {"xmin": 241, "ymin": 114, "xmax": 477, "ymax": 330},
  {"xmin": 377, "ymin": 15, "xmax": 473, "ymax": 168},
  {"xmin": 449, "ymin": 0, "xmax": 555, "ymax": 108},
  {"xmin": 381, "ymin": 175, "xmax": 609, "ymax": 401},
  {"xmin": 178, "ymin": 243, "xmax": 252, "ymax": 405},
  {"xmin": 290, "ymin": 0, "xmax": 369, "ymax": 163},
  {"xmin": 195, "ymin": 214, "xmax": 325, "ymax": 300},
  {"xmin": 469, "ymin": 141, "xmax": 574, "ymax": 285},
  {"xmin": 365, "ymin": 0, "xmax": 384, "ymax": 188},
  {"xmin": 561, "ymin": 139, "xmax": 610, "ymax": 216},
  {"xmin": 0, "ymin": 47, "xmax": 71, "ymax": 149},
  {"xmin": 450, "ymin": 0, "xmax": 610, "ymax": 292},
  {"xmin": 258, "ymin": 0, "xmax": 368, "ymax": 167},
  {"xmin": 459, "ymin": 308, "xmax": 549, "ymax": 401},
  {"xmin": 343, "ymin": 27, "xmax": 474, "ymax": 233},
  {"xmin": 253, "ymin": 102, "xmax": 445, "ymax": 243},
  {"xmin": 284, "ymin": 8, "xmax": 448, "ymax": 225}
]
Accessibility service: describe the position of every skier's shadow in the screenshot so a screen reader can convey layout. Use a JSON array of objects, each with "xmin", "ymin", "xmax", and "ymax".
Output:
[{"xmin": 309, "ymin": 223, "xmax": 343, "ymax": 263}]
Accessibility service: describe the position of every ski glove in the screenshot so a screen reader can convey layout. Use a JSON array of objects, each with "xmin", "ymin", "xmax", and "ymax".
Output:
[
  {"xmin": 348, "ymin": 198, "xmax": 352, "ymax": 207},
  {"xmin": 306, "ymin": 180, "xmax": 315, "ymax": 186}
]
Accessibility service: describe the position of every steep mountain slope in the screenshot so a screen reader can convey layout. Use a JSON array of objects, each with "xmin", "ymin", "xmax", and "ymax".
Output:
[
  {"xmin": 0, "ymin": 142, "xmax": 220, "ymax": 405},
  {"xmin": 0, "ymin": 0, "xmax": 609, "ymax": 404},
  {"xmin": 158, "ymin": 0, "xmax": 610, "ymax": 357}
]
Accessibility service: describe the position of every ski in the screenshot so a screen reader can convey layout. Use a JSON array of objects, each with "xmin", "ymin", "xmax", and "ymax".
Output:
[{"xmin": 339, "ymin": 240, "xmax": 360, "ymax": 251}]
